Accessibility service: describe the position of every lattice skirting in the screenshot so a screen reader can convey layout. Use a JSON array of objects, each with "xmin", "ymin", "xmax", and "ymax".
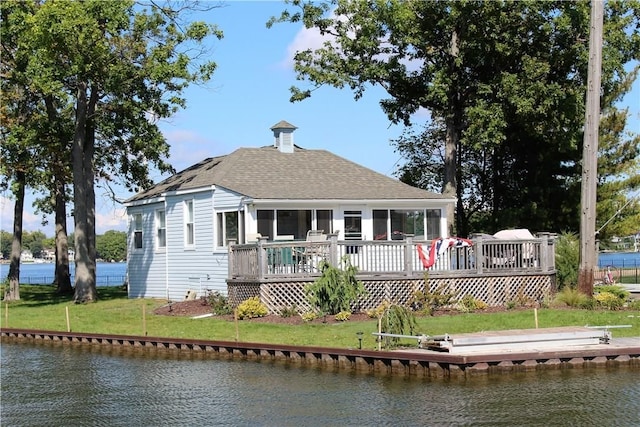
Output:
[{"xmin": 227, "ymin": 274, "xmax": 556, "ymax": 314}]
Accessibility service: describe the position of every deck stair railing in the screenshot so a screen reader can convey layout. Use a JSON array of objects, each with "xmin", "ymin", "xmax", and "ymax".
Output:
[{"xmin": 229, "ymin": 233, "xmax": 555, "ymax": 281}]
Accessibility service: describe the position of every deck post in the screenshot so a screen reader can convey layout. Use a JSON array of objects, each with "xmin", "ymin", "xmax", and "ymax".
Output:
[
  {"xmin": 538, "ymin": 233, "xmax": 550, "ymax": 272},
  {"xmin": 404, "ymin": 235, "xmax": 414, "ymax": 276},
  {"xmin": 328, "ymin": 233, "xmax": 339, "ymax": 266},
  {"xmin": 475, "ymin": 236, "xmax": 484, "ymax": 274},
  {"xmin": 257, "ymin": 237, "xmax": 268, "ymax": 280}
]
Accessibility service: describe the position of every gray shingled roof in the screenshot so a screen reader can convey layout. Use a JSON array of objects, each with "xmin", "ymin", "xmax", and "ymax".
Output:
[{"xmin": 126, "ymin": 146, "xmax": 448, "ymax": 202}]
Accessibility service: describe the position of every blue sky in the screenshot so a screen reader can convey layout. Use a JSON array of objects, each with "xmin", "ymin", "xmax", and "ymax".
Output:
[{"xmin": 1, "ymin": 1, "xmax": 638, "ymax": 236}]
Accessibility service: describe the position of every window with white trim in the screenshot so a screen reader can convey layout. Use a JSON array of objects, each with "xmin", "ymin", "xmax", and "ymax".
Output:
[
  {"xmin": 216, "ymin": 211, "xmax": 240, "ymax": 247},
  {"xmin": 156, "ymin": 209, "xmax": 166, "ymax": 249},
  {"xmin": 133, "ymin": 213, "xmax": 143, "ymax": 249},
  {"xmin": 184, "ymin": 200, "xmax": 194, "ymax": 246}
]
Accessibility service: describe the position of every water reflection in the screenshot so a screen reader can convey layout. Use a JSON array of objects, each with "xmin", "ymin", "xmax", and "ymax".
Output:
[{"xmin": 2, "ymin": 342, "xmax": 639, "ymax": 426}]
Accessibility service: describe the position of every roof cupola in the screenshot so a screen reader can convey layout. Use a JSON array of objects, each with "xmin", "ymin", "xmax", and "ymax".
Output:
[{"xmin": 270, "ymin": 120, "xmax": 297, "ymax": 153}]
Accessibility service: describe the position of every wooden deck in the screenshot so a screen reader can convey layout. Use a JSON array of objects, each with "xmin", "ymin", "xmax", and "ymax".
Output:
[
  {"xmin": 229, "ymin": 234, "xmax": 556, "ymax": 281},
  {"xmin": 227, "ymin": 235, "xmax": 557, "ymax": 313}
]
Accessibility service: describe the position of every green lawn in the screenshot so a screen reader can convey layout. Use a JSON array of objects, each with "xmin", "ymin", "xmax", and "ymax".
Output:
[{"xmin": 1, "ymin": 285, "xmax": 638, "ymax": 350}]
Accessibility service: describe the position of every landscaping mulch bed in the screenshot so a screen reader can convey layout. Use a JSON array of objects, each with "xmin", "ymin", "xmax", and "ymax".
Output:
[{"xmin": 152, "ymin": 298, "xmax": 517, "ymax": 325}]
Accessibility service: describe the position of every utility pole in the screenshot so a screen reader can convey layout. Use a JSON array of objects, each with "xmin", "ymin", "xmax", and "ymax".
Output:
[{"xmin": 578, "ymin": 0, "xmax": 604, "ymax": 295}]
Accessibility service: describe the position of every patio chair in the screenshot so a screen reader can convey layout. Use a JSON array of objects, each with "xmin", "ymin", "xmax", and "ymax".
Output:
[{"xmin": 295, "ymin": 230, "xmax": 328, "ymax": 271}]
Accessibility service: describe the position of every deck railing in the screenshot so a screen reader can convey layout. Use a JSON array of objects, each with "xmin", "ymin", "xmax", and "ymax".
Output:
[{"xmin": 229, "ymin": 234, "xmax": 555, "ymax": 281}]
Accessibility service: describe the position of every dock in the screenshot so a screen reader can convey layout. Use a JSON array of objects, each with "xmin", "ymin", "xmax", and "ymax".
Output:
[{"xmin": 2, "ymin": 327, "xmax": 639, "ymax": 379}]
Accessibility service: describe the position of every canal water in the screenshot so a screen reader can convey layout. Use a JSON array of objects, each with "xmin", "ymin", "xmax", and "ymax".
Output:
[{"xmin": 2, "ymin": 342, "xmax": 639, "ymax": 426}]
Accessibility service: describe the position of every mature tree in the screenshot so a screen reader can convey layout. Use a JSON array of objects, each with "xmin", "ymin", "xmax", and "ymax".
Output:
[
  {"xmin": 9, "ymin": 0, "xmax": 222, "ymax": 302},
  {"xmin": 0, "ymin": 0, "xmax": 47, "ymax": 300},
  {"xmin": 96, "ymin": 230, "xmax": 127, "ymax": 262},
  {"xmin": 269, "ymin": 0, "xmax": 640, "ymax": 236}
]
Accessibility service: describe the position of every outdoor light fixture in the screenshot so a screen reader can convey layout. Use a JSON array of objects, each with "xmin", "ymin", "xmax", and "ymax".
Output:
[{"xmin": 356, "ymin": 331, "xmax": 363, "ymax": 349}]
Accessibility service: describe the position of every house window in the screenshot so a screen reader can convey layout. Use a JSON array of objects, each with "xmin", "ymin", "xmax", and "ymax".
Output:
[
  {"xmin": 373, "ymin": 210, "xmax": 388, "ymax": 240},
  {"xmin": 257, "ymin": 209, "xmax": 329, "ymax": 240},
  {"xmin": 373, "ymin": 209, "xmax": 432, "ymax": 240},
  {"xmin": 184, "ymin": 200, "xmax": 194, "ymax": 246},
  {"xmin": 391, "ymin": 210, "xmax": 424, "ymax": 239},
  {"xmin": 316, "ymin": 210, "xmax": 333, "ymax": 234},
  {"xmin": 277, "ymin": 210, "xmax": 311, "ymax": 240},
  {"xmin": 217, "ymin": 211, "xmax": 239, "ymax": 247},
  {"xmin": 133, "ymin": 213, "xmax": 143, "ymax": 249},
  {"xmin": 156, "ymin": 209, "xmax": 166, "ymax": 249},
  {"xmin": 257, "ymin": 210, "xmax": 274, "ymax": 240},
  {"xmin": 426, "ymin": 209, "xmax": 441, "ymax": 240}
]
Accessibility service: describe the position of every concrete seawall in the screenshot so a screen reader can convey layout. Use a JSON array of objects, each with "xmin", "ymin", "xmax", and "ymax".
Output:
[{"xmin": 2, "ymin": 328, "xmax": 639, "ymax": 379}]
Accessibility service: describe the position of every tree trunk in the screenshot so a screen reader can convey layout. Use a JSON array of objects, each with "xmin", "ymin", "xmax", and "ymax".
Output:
[
  {"xmin": 72, "ymin": 81, "xmax": 97, "ymax": 303},
  {"xmin": 443, "ymin": 28, "xmax": 460, "ymax": 237},
  {"xmin": 54, "ymin": 174, "xmax": 73, "ymax": 295},
  {"xmin": 5, "ymin": 171, "xmax": 25, "ymax": 301}
]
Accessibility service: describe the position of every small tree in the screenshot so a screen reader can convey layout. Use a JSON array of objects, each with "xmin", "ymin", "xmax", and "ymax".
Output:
[
  {"xmin": 555, "ymin": 232, "xmax": 580, "ymax": 290},
  {"xmin": 305, "ymin": 256, "xmax": 366, "ymax": 315}
]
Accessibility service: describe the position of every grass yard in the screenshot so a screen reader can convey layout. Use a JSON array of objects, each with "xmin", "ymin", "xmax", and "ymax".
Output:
[{"xmin": 1, "ymin": 285, "xmax": 639, "ymax": 350}]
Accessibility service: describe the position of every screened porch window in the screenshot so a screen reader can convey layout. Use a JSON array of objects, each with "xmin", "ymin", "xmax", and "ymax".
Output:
[
  {"xmin": 373, "ymin": 209, "xmax": 438, "ymax": 240},
  {"xmin": 257, "ymin": 209, "xmax": 330, "ymax": 241}
]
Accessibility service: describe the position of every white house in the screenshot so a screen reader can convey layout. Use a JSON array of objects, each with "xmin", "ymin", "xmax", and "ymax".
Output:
[{"xmin": 124, "ymin": 121, "xmax": 456, "ymax": 301}]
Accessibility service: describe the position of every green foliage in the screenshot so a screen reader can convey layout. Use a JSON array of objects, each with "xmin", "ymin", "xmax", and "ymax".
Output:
[
  {"xmin": 279, "ymin": 305, "xmax": 298, "ymax": 318},
  {"xmin": 379, "ymin": 304, "xmax": 417, "ymax": 349},
  {"xmin": 96, "ymin": 230, "xmax": 127, "ymax": 262},
  {"xmin": 554, "ymin": 232, "xmax": 580, "ymax": 290},
  {"xmin": 236, "ymin": 297, "xmax": 268, "ymax": 320},
  {"xmin": 412, "ymin": 283, "xmax": 458, "ymax": 315},
  {"xmin": 594, "ymin": 285, "xmax": 629, "ymax": 311},
  {"xmin": 305, "ymin": 256, "xmax": 366, "ymax": 315},
  {"xmin": 366, "ymin": 301, "xmax": 391, "ymax": 318},
  {"xmin": 554, "ymin": 287, "xmax": 592, "ymax": 309},
  {"xmin": 595, "ymin": 285, "xmax": 630, "ymax": 301},
  {"xmin": 334, "ymin": 311, "xmax": 351, "ymax": 322},
  {"xmin": 594, "ymin": 292, "xmax": 624, "ymax": 311},
  {"xmin": 628, "ymin": 300, "xmax": 640, "ymax": 310},
  {"xmin": 205, "ymin": 291, "xmax": 232, "ymax": 316},
  {"xmin": 458, "ymin": 294, "xmax": 487, "ymax": 313},
  {"xmin": 270, "ymin": 2, "xmax": 640, "ymax": 234},
  {"xmin": 300, "ymin": 311, "xmax": 318, "ymax": 322}
]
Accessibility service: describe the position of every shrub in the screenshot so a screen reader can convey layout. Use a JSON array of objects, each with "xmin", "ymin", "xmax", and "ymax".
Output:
[
  {"xmin": 412, "ymin": 282, "xmax": 458, "ymax": 315},
  {"xmin": 458, "ymin": 294, "xmax": 487, "ymax": 313},
  {"xmin": 595, "ymin": 291, "xmax": 624, "ymax": 310},
  {"xmin": 334, "ymin": 311, "xmax": 351, "ymax": 321},
  {"xmin": 279, "ymin": 305, "xmax": 298, "ymax": 318},
  {"xmin": 556, "ymin": 286, "xmax": 590, "ymax": 308},
  {"xmin": 236, "ymin": 296, "xmax": 268, "ymax": 319},
  {"xmin": 366, "ymin": 301, "xmax": 390, "ymax": 318},
  {"xmin": 379, "ymin": 304, "xmax": 417, "ymax": 349},
  {"xmin": 300, "ymin": 311, "xmax": 317, "ymax": 322},
  {"xmin": 628, "ymin": 299, "xmax": 640, "ymax": 310},
  {"xmin": 205, "ymin": 291, "xmax": 232, "ymax": 315},
  {"xmin": 594, "ymin": 285, "xmax": 630, "ymax": 301},
  {"xmin": 554, "ymin": 232, "xmax": 579, "ymax": 290},
  {"xmin": 305, "ymin": 256, "xmax": 366, "ymax": 315}
]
